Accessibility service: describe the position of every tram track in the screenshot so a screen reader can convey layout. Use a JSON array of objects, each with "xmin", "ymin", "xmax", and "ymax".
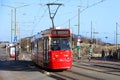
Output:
[
  {"xmin": 73, "ymin": 62, "xmax": 120, "ymax": 76},
  {"xmin": 28, "ymin": 64, "xmax": 97, "ymax": 80},
  {"xmin": 47, "ymin": 62, "xmax": 120, "ymax": 80},
  {"xmin": 50, "ymin": 68, "xmax": 104, "ymax": 80}
]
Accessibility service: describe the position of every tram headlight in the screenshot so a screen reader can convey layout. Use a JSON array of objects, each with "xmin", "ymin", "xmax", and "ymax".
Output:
[
  {"xmin": 53, "ymin": 55, "xmax": 59, "ymax": 60},
  {"xmin": 64, "ymin": 54, "xmax": 68, "ymax": 57},
  {"xmin": 55, "ymin": 55, "xmax": 58, "ymax": 58}
]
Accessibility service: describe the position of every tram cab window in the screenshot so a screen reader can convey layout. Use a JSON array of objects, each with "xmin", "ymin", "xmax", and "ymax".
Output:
[
  {"xmin": 61, "ymin": 38, "xmax": 70, "ymax": 50},
  {"xmin": 51, "ymin": 38, "xmax": 60, "ymax": 50},
  {"xmin": 51, "ymin": 38, "xmax": 71, "ymax": 50}
]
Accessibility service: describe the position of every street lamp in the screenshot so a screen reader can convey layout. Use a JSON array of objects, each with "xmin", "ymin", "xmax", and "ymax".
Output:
[
  {"xmin": 2, "ymin": 4, "xmax": 29, "ymax": 42},
  {"xmin": 2, "ymin": 4, "xmax": 28, "ymax": 60}
]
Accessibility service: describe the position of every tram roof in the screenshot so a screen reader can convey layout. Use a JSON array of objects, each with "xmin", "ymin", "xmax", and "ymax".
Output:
[{"xmin": 31, "ymin": 28, "xmax": 71, "ymax": 41}]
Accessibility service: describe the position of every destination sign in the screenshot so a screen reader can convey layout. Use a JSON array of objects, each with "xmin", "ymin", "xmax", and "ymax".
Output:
[{"xmin": 51, "ymin": 30, "xmax": 70, "ymax": 35}]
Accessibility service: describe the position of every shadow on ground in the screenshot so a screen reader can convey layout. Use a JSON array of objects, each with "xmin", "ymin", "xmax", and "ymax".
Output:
[{"xmin": 0, "ymin": 60, "xmax": 39, "ymax": 72}]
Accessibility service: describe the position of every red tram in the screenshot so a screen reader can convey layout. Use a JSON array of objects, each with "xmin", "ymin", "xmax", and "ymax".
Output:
[{"xmin": 31, "ymin": 28, "xmax": 72, "ymax": 70}]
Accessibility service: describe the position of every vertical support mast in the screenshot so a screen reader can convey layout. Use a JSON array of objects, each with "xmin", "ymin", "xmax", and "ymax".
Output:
[
  {"xmin": 116, "ymin": 22, "xmax": 118, "ymax": 50},
  {"xmin": 91, "ymin": 21, "xmax": 93, "ymax": 41},
  {"xmin": 46, "ymin": 3, "xmax": 62, "ymax": 28},
  {"xmin": 14, "ymin": 8, "xmax": 16, "ymax": 37},
  {"xmin": 11, "ymin": 9, "xmax": 13, "ymax": 43},
  {"xmin": 78, "ymin": 8, "xmax": 80, "ymax": 35}
]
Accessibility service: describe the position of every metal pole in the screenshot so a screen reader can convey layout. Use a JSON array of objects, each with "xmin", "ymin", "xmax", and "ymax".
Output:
[
  {"xmin": 69, "ymin": 19, "xmax": 70, "ymax": 29},
  {"xmin": 78, "ymin": 7, "xmax": 81, "ymax": 59},
  {"xmin": 14, "ymin": 8, "xmax": 17, "ymax": 61},
  {"xmin": 116, "ymin": 22, "xmax": 119, "ymax": 59},
  {"xmin": 116, "ymin": 22, "xmax": 118, "ymax": 50},
  {"xmin": 51, "ymin": 18, "xmax": 54, "ymax": 28},
  {"xmin": 78, "ymin": 8, "xmax": 80, "ymax": 35},
  {"xmin": 105, "ymin": 36, "xmax": 108, "ymax": 58},
  {"xmin": 89, "ymin": 21, "xmax": 93, "ymax": 61},
  {"xmin": 14, "ymin": 8, "xmax": 17, "ymax": 37},
  {"xmin": 15, "ymin": 46, "xmax": 16, "ymax": 60},
  {"xmin": 11, "ymin": 9, "xmax": 13, "ymax": 43},
  {"xmin": 91, "ymin": 21, "xmax": 93, "ymax": 41}
]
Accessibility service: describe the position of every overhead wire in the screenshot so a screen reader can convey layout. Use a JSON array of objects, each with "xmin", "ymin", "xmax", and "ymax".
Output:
[
  {"xmin": 31, "ymin": 0, "xmax": 106, "ymax": 35},
  {"xmin": 31, "ymin": 0, "xmax": 73, "ymax": 34},
  {"xmin": 31, "ymin": 0, "xmax": 59, "ymax": 35},
  {"xmin": 59, "ymin": 0, "xmax": 106, "ymax": 27},
  {"xmin": 29, "ymin": 6, "xmax": 42, "ymax": 36},
  {"xmin": 31, "ymin": 7, "xmax": 48, "ymax": 35}
]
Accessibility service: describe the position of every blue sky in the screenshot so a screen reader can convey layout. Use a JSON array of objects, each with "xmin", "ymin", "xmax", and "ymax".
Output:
[{"xmin": 0, "ymin": 0, "xmax": 120, "ymax": 44}]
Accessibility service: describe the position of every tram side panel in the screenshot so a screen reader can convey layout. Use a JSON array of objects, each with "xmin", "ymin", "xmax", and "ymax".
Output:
[{"xmin": 37, "ymin": 39, "xmax": 44, "ymax": 67}]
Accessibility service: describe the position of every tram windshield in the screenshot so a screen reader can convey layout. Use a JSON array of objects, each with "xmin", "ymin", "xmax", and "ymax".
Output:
[{"xmin": 51, "ymin": 38, "xmax": 71, "ymax": 50}]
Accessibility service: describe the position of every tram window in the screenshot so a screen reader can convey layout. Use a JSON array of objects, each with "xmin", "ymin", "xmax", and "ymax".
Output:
[
  {"xmin": 34, "ymin": 43, "xmax": 38, "ymax": 51},
  {"xmin": 51, "ymin": 38, "xmax": 60, "ymax": 50},
  {"xmin": 44, "ymin": 38, "xmax": 49, "ymax": 50},
  {"xmin": 61, "ymin": 38, "xmax": 70, "ymax": 50},
  {"xmin": 51, "ymin": 38, "xmax": 71, "ymax": 50},
  {"xmin": 31, "ymin": 42, "xmax": 34, "ymax": 52},
  {"xmin": 53, "ymin": 40, "xmax": 60, "ymax": 44},
  {"xmin": 51, "ymin": 45, "xmax": 60, "ymax": 50},
  {"xmin": 38, "ymin": 40, "xmax": 42, "ymax": 51}
]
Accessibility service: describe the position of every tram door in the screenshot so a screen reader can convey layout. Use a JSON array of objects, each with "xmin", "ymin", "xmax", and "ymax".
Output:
[{"xmin": 43, "ymin": 38, "xmax": 49, "ymax": 66}]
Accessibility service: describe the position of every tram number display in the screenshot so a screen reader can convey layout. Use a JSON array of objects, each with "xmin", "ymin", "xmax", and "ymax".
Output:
[{"xmin": 51, "ymin": 30, "xmax": 70, "ymax": 35}]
